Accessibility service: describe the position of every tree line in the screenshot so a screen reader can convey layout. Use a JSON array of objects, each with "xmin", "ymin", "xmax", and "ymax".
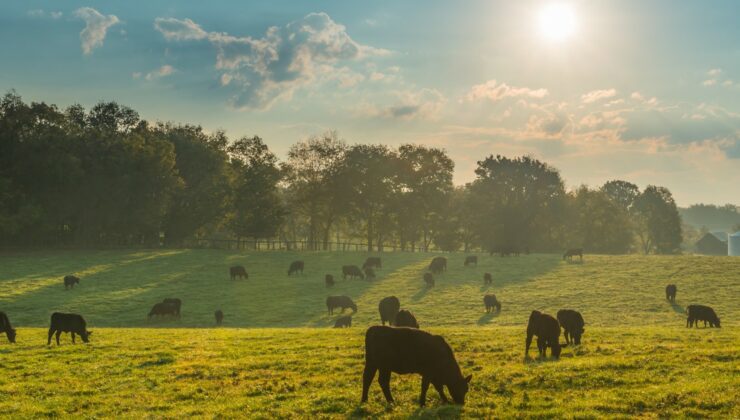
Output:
[{"xmin": 0, "ymin": 92, "xmax": 683, "ymax": 254}]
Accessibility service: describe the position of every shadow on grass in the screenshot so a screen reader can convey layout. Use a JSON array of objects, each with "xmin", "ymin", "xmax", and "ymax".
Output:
[
  {"xmin": 669, "ymin": 301, "xmax": 685, "ymax": 315},
  {"xmin": 479, "ymin": 284, "xmax": 491, "ymax": 292},
  {"xmin": 411, "ymin": 285, "xmax": 433, "ymax": 301},
  {"xmin": 410, "ymin": 404, "xmax": 463, "ymax": 419},
  {"xmin": 477, "ymin": 311, "xmax": 500, "ymax": 325}
]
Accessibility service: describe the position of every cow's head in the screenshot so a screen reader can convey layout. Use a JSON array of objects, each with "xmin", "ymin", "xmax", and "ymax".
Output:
[
  {"xmin": 7, "ymin": 328, "xmax": 16, "ymax": 343},
  {"xmin": 80, "ymin": 330, "xmax": 92, "ymax": 343},
  {"xmin": 449, "ymin": 374, "xmax": 472, "ymax": 405},
  {"xmin": 715, "ymin": 318, "xmax": 721, "ymax": 328},
  {"xmin": 551, "ymin": 342, "xmax": 562, "ymax": 358}
]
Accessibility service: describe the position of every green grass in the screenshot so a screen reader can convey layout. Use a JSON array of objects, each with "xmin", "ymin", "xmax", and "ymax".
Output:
[{"xmin": 0, "ymin": 250, "xmax": 738, "ymax": 418}]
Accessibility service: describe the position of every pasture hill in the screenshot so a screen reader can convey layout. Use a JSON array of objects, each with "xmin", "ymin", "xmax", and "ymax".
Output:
[{"xmin": 0, "ymin": 250, "xmax": 738, "ymax": 418}]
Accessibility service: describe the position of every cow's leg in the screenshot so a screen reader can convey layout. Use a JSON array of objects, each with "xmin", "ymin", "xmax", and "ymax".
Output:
[
  {"xmin": 537, "ymin": 337, "xmax": 546, "ymax": 356},
  {"xmin": 55, "ymin": 331, "xmax": 62, "ymax": 345},
  {"xmin": 432, "ymin": 381, "xmax": 449, "ymax": 404},
  {"xmin": 378, "ymin": 369, "xmax": 394, "ymax": 403},
  {"xmin": 71, "ymin": 332, "xmax": 76, "ymax": 343},
  {"xmin": 47, "ymin": 328, "xmax": 54, "ymax": 345},
  {"xmin": 419, "ymin": 376, "xmax": 430, "ymax": 406},
  {"xmin": 525, "ymin": 333, "xmax": 533, "ymax": 355},
  {"xmin": 361, "ymin": 364, "xmax": 377, "ymax": 403}
]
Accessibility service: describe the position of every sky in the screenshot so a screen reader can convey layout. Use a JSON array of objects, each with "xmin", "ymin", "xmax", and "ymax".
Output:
[{"xmin": 1, "ymin": 0, "xmax": 738, "ymax": 206}]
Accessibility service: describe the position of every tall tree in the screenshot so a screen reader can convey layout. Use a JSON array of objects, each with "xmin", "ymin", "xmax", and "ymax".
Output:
[
  {"xmin": 566, "ymin": 186, "xmax": 634, "ymax": 254},
  {"xmin": 601, "ymin": 180, "xmax": 640, "ymax": 210},
  {"xmin": 633, "ymin": 185, "xmax": 683, "ymax": 254}
]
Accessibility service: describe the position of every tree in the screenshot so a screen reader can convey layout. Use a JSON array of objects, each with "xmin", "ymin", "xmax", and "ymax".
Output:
[
  {"xmin": 633, "ymin": 185, "xmax": 683, "ymax": 254},
  {"xmin": 601, "ymin": 180, "xmax": 640, "ymax": 210},
  {"xmin": 566, "ymin": 186, "xmax": 633, "ymax": 254}
]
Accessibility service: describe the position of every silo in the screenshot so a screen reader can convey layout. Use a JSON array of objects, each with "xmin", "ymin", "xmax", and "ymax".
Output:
[{"xmin": 729, "ymin": 232, "xmax": 740, "ymax": 256}]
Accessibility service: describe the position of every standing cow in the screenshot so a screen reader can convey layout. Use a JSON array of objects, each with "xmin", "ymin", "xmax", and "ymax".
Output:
[
  {"xmin": 342, "ymin": 265, "xmax": 364, "ymax": 280},
  {"xmin": 525, "ymin": 311, "xmax": 562, "ymax": 359},
  {"xmin": 464, "ymin": 256, "xmax": 478, "ymax": 267},
  {"xmin": 363, "ymin": 257, "xmax": 382, "ymax": 270},
  {"xmin": 47, "ymin": 313, "xmax": 92, "ymax": 345},
  {"xmin": 325, "ymin": 274, "xmax": 335, "ymax": 288},
  {"xmin": 665, "ymin": 284, "xmax": 677, "ymax": 303},
  {"xmin": 364, "ymin": 267, "xmax": 377, "ymax": 281},
  {"xmin": 483, "ymin": 273, "xmax": 493, "ymax": 286},
  {"xmin": 334, "ymin": 315, "xmax": 352, "ymax": 328},
  {"xmin": 378, "ymin": 296, "xmax": 401, "ymax": 326},
  {"xmin": 483, "ymin": 294, "xmax": 501, "ymax": 313},
  {"xmin": 326, "ymin": 296, "xmax": 357, "ymax": 315},
  {"xmin": 288, "ymin": 260, "xmax": 305, "ymax": 276},
  {"xmin": 556, "ymin": 309, "xmax": 585, "ymax": 345},
  {"xmin": 686, "ymin": 305, "xmax": 721, "ymax": 328},
  {"xmin": 563, "ymin": 248, "xmax": 583, "ymax": 262},
  {"xmin": 230, "ymin": 266, "xmax": 248, "ymax": 280},
  {"xmin": 0, "ymin": 312, "xmax": 17, "ymax": 343},
  {"xmin": 215, "ymin": 310, "xmax": 224, "ymax": 326},
  {"xmin": 148, "ymin": 302, "xmax": 178, "ymax": 320},
  {"xmin": 162, "ymin": 298, "xmax": 182, "ymax": 317},
  {"xmin": 429, "ymin": 257, "xmax": 447, "ymax": 274},
  {"xmin": 64, "ymin": 275, "xmax": 80, "ymax": 289}
]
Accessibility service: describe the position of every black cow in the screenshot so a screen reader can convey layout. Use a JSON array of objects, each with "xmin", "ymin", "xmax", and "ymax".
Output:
[
  {"xmin": 563, "ymin": 248, "xmax": 583, "ymax": 261},
  {"xmin": 148, "ymin": 302, "xmax": 178, "ymax": 319},
  {"xmin": 326, "ymin": 296, "xmax": 357, "ymax": 315},
  {"xmin": 215, "ymin": 310, "xmax": 224, "ymax": 325},
  {"xmin": 361, "ymin": 326, "xmax": 472, "ymax": 406},
  {"xmin": 665, "ymin": 284, "xmax": 677, "ymax": 303},
  {"xmin": 464, "ymin": 256, "xmax": 478, "ymax": 266},
  {"xmin": 556, "ymin": 309, "xmax": 585, "ymax": 345},
  {"xmin": 325, "ymin": 274, "xmax": 335, "ymax": 288},
  {"xmin": 364, "ymin": 267, "xmax": 377, "ymax": 281},
  {"xmin": 363, "ymin": 257, "xmax": 382, "ymax": 270},
  {"xmin": 483, "ymin": 273, "xmax": 493, "ymax": 286},
  {"xmin": 525, "ymin": 311, "xmax": 562, "ymax": 358},
  {"xmin": 0, "ymin": 312, "xmax": 16, "ymax": 343},
  {"xmin": 429, "ymin": 257, "xmax": 447, "ymax": 274},
  {"xmin": 63, "ymin": 275, "xmax": 80, "ymax": 289},
  {"xmin": 334, "ymin": 315, "xmax": 352, "ymax": 328},
  {"xmin": 288, "ymin": 260, "xmax": 305, "ymax": 276},
  {"xmin": 230, "ymin": 266, "xmax": 248, "ymax": 280},
  {"xmin": 47, "ymin": 313, "xmax": 91, "ymax": 345},
  {"xmin": 424, "ymin": 272, "xmax": 435, "ymax": 287},
  {"xmin": 162, "ymin": 298, "xmax": 182, "ymax": 317},
  {"xmin": 483, "ymin": 294, "xmax": 501, "ymax": 313},
  {"xmin": 686, "ymin": 305, "xmax": 721, "ymax": 328},
  {"xmin": 378, "ymin": 296, "xmax": 401, "ymax": 326},
  {"xmin": 342, "ymin": 265, "xmax": 365, "ymax": 280},
  {"xmin": 394, "ymin": 310, "xmax": 419, "ymax": 329}
]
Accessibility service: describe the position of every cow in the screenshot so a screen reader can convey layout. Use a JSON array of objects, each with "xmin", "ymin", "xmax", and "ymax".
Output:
[
  {"xmin": 288, "ymin": 260, "xmax": 305, "ymax": 276},
  {"xmin": 230, "ymin": 266, "xmax": 248, "ymax": 280},
  {"xmin": 325, "ymin": 274, "xmax": 335, "ymax": 288},
  {"xmin": 148, "ymin": 302, "xmax": 178, "ymax": 319},
  {"xmin": 483, "ymin": 273, "xmax": 493, "ymax": 286},
  {"xmin": 162, "ymin": 298, "xmax": 182, "ymax": 317},
  {"xmin": 394, "ymin": 310, "xmax": 419, "ymax": 329},
  {"xmin": 63, "ymin": 275, "xmax": 80, "ymax": 289},
  {"xmin": 215, "ymin": 310, "xmax": 224, "ymax": 325},
  {"xmin": 483, "ymin": 294, "xmax": 501, "ymax": 313},
  {"xmin": 361, "ymin": 326, "xmax": 472, "ymax": 406},
  {"xmin": 364, "ymin": 267, "xmax": 377, "ymax": 281},
  {"xmin": 424, "ymin": 272, "xmax": 435, "ymax": 287},
  {"xmin": 363, "ymin": 257, "xmax": 382, "ymax": 270},
  {"xmin": 686, "ymin": 305, "xmax": 721, "ymax": 328},
  {"xmin": 665, "ymin": 284, "xmax": 677, "ymax": 303},
  {"xmin": 556, "ymin": 309, "xmax": 585, "ymax": 345},
  {"xmin": 563, "ymin": 248, "xmax": 583, "ymax": 262},
  {"xmin": 429, "ymin": 257, "xmax": 447, "ymax": 274},
  {"xmin": 47, "ymin": 313, "xmax": 91, "ymax": 345},
  {"xmin": 464, "ymin": 256, "xmax": 478, "ymax": 267},
  {"xmin": 378, "ymin": 296, "xmax": 401, "ymax": 326},
  {"xmin": 342, "ymin": 265, "xmax": 365, "ymax": 280},
  {"xmin": 334, "ymin": 315, "xmax": 352, "ymax": 328},
  {"xmin": 0, "ymin": 312, "xmax": 16, "ymax": 343},
  {"xmin": 525, "ymin": 310, "xmax": 562, "ymax": 359},
  {"xmin": 326, "ymin": 296, "xmax": 357, "ymax": 315}
]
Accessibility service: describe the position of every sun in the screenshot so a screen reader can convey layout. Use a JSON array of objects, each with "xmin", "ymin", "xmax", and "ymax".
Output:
[{"xmin": 537, "ymin": 3, "xmax": 577, "ymax": 43}]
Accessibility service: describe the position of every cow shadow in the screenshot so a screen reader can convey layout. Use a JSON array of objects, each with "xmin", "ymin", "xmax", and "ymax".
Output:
[
  {"xmin": 479, "ymin": 284, "xmax": 491, "ymax": 292},
  {"xmin": 410, "ymin": 404, "xmax": 463, "ymax": 419},
  {"xmin": 477, "ymin": 311, "xmax": 500, "ymax": 325},
  {"xmin": 411, "ymin": 285, "xmax": 432, "ymax": 301},
  {"xmin": 669, "ymin": 301, "xmax": 685, "ymax": 315}
]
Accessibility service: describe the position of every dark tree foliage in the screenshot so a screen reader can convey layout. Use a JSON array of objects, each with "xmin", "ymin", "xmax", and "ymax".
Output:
[
  {"xmin": 633, "ymin": 186, "xmax": 683, "ymax": 254},
  {"xmin": 601, "ymin": 180, "xmax": 640, "ymax": 210},
  {"xmin": 566, "ymin": 186, "xmax": 634, "ymax": 254}
]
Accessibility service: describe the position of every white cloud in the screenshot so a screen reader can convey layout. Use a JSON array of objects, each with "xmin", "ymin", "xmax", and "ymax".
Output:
[
  {"xmin": 465, "ymin": 80, "xmax": 548, "ymax": 102},
  {"xmin": 707, "ymin": 68, "xmax": 722, "ymax": 77},
  {"xmin": 631, "ymin": 92, "xmax": 658, "ymax": 106},
  {"xmin": 27, "ymin": 9, "xmax": 63, "ymax": 19},
  {"xmin": 355, "ymin": 88, "xmax": 446, "ymax": 120},
  {"xmin": 581, "ymin": 88, "xmax": 617, "ymax": 103},
  {"xmin": 702, "ymin": 79, "xmax": 717, "ymax": 87},
  {"xmin": 154, "ymin": 17, "xmax": 208, "ymax": 41},
  {"xmin": 74, "ymin": 7, "xmax": 120, "ymax": 55}
]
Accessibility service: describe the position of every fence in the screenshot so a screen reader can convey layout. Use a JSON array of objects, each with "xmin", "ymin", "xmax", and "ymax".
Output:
[{"xmin": 183, "ymin": 238, "xmax": 453, "ymax": 253}]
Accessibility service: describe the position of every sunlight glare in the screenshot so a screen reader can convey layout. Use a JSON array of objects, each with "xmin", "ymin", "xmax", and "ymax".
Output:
[{"xmin": 537, "ymin": 3, "xmax": 577, "ymax": 43}]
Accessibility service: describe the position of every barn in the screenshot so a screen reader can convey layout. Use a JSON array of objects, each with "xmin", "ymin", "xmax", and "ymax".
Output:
[{"xmin": 694, "ymin": 232, "xmax": 727, "ymax": 255}]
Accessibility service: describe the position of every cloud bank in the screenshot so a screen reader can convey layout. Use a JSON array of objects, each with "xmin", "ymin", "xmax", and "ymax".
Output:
[{"xmin": 74, "ymin": 7, "xmax": 120, "ymax": 55}]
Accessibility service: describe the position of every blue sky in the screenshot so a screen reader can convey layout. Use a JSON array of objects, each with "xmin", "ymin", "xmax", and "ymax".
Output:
[{"xmin": 1, "ymin": 1, "xmax": 739, "ymax": 205}]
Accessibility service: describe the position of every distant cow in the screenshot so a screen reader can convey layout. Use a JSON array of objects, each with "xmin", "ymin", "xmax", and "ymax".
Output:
[
  {"xmin": 148, "ymin": 302, "xmax": 178, "ymax": 319},
  {"xmin": 215, "ymin": 310, "xmax": 224, "ymax": 325},
  {"xmin": 483, "ymin": 273, "xmax": 493, "ymax": 286},
  {"xmin": 325, "ymin": 274, "xmax": 335, "ymax": 288},
  {"xmin": 378, "ymin": 296, "xmax": 401, "ymax": 326},
  {"xmin": 686, "ymin": 305, "xmax": 721, "ymax": 328},
  {"xmin": 361, "ymin": 326, "xmax": 472, "ymax": 406},
  {"xmin": 0, "ymin": 312, "xmax": 16, "ymax": 343},
  {"xmin": 334, "ymin": 315, "xmax": 352, "ymax": 328},
  {"xmin": 394, "ymin": 310, "xmax": 419, "ymax": 329},
  {"xmin": 288, "ymin": 260, "xmax": 305, "ymax": 276},
  {"xmin": 665, "ymin": 284, "xmax": 677, "ymax": 303},
  {"xmin": 429, "ymin": 257, "xmax": 447, "ymax": 274},
  {"xmin": 556, "ymin": 309, "xmax": 585, "ymax": 345},
  {"xmin": 47, "ymin": 313, "xmax": 91, "ymax": 345},
  {"xmin": 423, "ymin": 272, "xmax": 435, "ymax": 287},
  {"xmin": 63, "ymin": 275, "xmax": 80, "ymax": 289},
  {"xmin": 483, "ymin": 294, "xmax": 501, "ymax": 313},
  {"xmin": 525, "ymin": 310, "xmax": 562, "ymax": 359},
  {"xmin": 363, "ymin": 257, "xmax": 382, "ymax": 270},
  {"xmin": 364, "ymin": 267, "xmax": 377, "ymax": 281},
  {"xmin": 563, "ymin": 248, "xmax": 583, "ymax": 261},
  {"xmin": 326, "ymin": 296, "xmax": 357, "ymax": 315},
  {"xmin": 162, "ymin": 298, "xmax": 182, "ymax": 317},
  {"xmin": 342, "ymin": 265, "xmax": 365, "ymax": 280},
  {"xmin": 464, "ymin": 256, "xmax": 478, "ymax": 266},
  {"xmin": 230, "ymin": 266, "xmax": 248, "ymax": 280}
]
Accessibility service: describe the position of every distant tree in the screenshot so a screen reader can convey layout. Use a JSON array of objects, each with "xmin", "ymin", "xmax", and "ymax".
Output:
[
  {"xmin": 633, "ymin": 185, "xmax": 683, "ymax": 254},
  {"xmin": 601, "ymin": 180, "xmax": 640, "ymax": 210},
  {"xmin": 679, "ymin": 203, "xmax": 740, "ymax": 232},
  {"xmin": 566, "ymin": 186, "xmax": 633, "ymax": 254}
]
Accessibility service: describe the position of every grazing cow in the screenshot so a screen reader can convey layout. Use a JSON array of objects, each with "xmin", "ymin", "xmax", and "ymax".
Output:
[
  {"xmin": 47, "ymin": 313, "xmax": 91, "ymax": 345},
  {"xmin": 464, "ymin": 256, "xmax": 478, "ymax": 267},
  {"xmin": 665, "ymin": 284, "xmax": 677, "ymax": 303},
  {"xmin": 0, "ymin": 312, "xmax": 16, "ymax": 343},
  {"xmin": 483, "ymin": 294, "xmax": 501, "ymax": 313},
  {"xmin": 361, "ymin": 326, "xmax": 472, "ymax": 406},
  {"xmin": 563, "ymin": 248, "xmax": 583, "ymax": 261},
  {"xmin": 342, "ymin": 265, "xmax": 365, "ymax": 280},
  {"xmin": 215, "ymin": 310, "xmax": 224, "ymax": 325},
  {"xmin": 230, "ymin": 266, "xmax": 248, "ymax": 280},
  {"xmin": 288, "ymin": 260, "xmax": 305, "ymax": 276},
  {"xmin": 334, "ymin": 315, "xmax": 352, "ymax": 328},
  {"xmin": 525, "ymin": 311, "xmax": 562, "ymax": 359},
  {"xmin": 483, "ymin": 273, "xmax": 493, "ymax": 286},
  {"xmin": 162, "ymin": 298, "xmax": 182, "ymax": 317},
  {"xmin": 556, "ymin": 309, "xmax": 585, "ymax": 345},
  {"xmin": 363, "ymin": 257, "xmax": 382, "ymax": 270},
  {"xmin": 364, "ymin": 267, "xmax": 377, "ymax": 281},
  {"xmin": 325, "ymin": 274, "xmax": 335, "ymax": 288},
  {"xmin": 429, "ymin": 257, "xmax": 447, "ymax": 274},
  {"xmin": 326, "ymin": 296, "xmax": 357, "ymax": 315},
  {"xmin": 423, "ymin": 272, "xmax": 435, "ymax": 287},
  {"xmin": 394, "ymin": 310, "xmax": 419, "ymax": 329},
  {"xmin": 63, "ymin": 275, "xmax": 80, "ymax": 289},
  {"xmin": 378, "ymin": 296, "xmax": 401, "ymax": 326},
  {"xmin": 686, "ymin": 305, "xmax": 721, "ymax": 328},
  {"xmin": 148, "ymin": 302, "xmax": 178, "ymax": 319}
]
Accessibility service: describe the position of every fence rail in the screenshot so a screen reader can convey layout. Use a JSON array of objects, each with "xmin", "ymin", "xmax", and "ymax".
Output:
[{"xmin": 182, "ymin": 238, "xmax": 458, "ymax": 253}]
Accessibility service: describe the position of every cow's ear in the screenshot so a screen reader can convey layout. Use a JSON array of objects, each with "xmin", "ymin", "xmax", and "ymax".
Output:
[{"xmin": 465, "ymin": 374, "xmax": 472, "ymax": 383}]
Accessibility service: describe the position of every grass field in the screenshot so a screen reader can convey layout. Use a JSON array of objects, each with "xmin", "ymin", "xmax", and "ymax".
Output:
[{"xmin": 0, "ymin": 250, "xmax": 738, "ymax": 418}]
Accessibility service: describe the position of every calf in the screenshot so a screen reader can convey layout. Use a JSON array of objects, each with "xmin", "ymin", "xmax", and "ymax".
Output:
[
  {"xmin": 334, "ymin": 315, "xmax": 352, "ymax": 328},
  {"xmin": 464, "ymin": 255, "xmax": 478, "ymax": 267},
  {"xmin": 665, "ymin": 284, "xmax": 677, "ymax": 303},
  {"xmin": 394, "ymin": 310, "xmax": 419, "ymax": 329},
  {"xmin": 326, "ymin": 296, "xmax": 357, "ymax": 315},
  {"xmin": 424, "ymin": 272, "xmax": 435, "ymax": 287},
  {"xmin": 363, "ymin": 257, "xmax": 382, "ymax": 270},
  {"xmin": 556, "ymin": 309, "xmax": 585, "ymax": 345},
  {"xmin": 563, "ymin": 248, "xmax": 583, "ymax": 261},
  {"xmin": 148, "ymin": 302, "xmax": 178, "ymax": 319},
  {"xmin": 361, "ymin": 326, "xmax": 472, "ymax": 406},
  {"xmin": 325, "ymin": 274, "xmax": 335, "ymax": 288},
  {"xmin": 64, "ymin": 275, "xmax": 80, "ymax": 289},
  {"xmin": 429, "ymin": 257, "xmax": 447, "ymax": 274},
  {"xmin": 686, "ymin": 305, "xmax": 721, "ymax": 328},
  {"xmin": 525, "ymin": 311, "xmax": 562, "ymax": 358},
  {"xmin": 162, "ymin": 298, "xmax": 182, "ymax": 317},
  {"xmin": 0, "ymin": 312, "xmax": 16, "ymax": 343},
  {"xmin": 230, "ymin": 266, "xmax": 248, "ymax": 280},
  {"xmin": 215, "ymin": 310, "xmax": 224, "ymax": 325},
  {"xmin": 483, "ymin": 273, "xmax": 493, "ymax": 286},
  {"xmin": 342, "ymin": 265, "xmax": 365, "ymax": 280},
  {"xmin": 47, "ymin": 313, "xmax": 91, "ymax": 345},
  {"xmin": 378, "ymin": 296, "xmax": 401, "ymax": 326},
  {"xmin": 288, "ymin": 260, "xmax": 305, "ymax": 276},
  {"xmin": 483, "ymin": 294, "xmax": 501, "ymax": 313},
  {"xmin": 364, "ymin": 267, "xmax": 377, "ymax": 281}
]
